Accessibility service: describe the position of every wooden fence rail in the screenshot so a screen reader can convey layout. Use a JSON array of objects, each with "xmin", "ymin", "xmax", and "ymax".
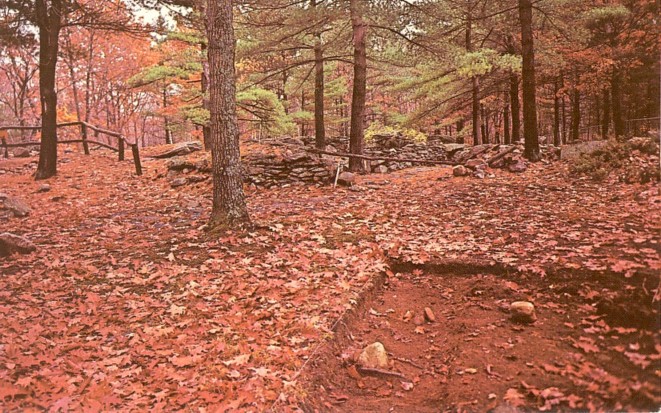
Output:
[{"xmin": 0, "ymin": 121, "xmax": 142, "ymax": 175}]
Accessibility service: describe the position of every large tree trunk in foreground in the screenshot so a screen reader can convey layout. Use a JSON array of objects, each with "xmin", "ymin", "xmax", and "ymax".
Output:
[
  {"xmin": 35, "ymin": 0, "xmax": 62, "ymax": 180},
  {"xmin": 201, "ymin": 42, "xmax": 211, "ymax": 150},
  {"xmin": 466, "ymin": 12, "xmax": 481, "ymax": 146},
  {"xmin": 312, "ymin": 0, "xmax": 326, "ymax": 149},
  {"xmin": 349, "ymin": 0, "xmax": 366, "ymax": 172},
  {"xmin": 518, "ymin": 0, "xmax": 540, "ymax": 161},
  {"xmin": 207, "ymin": 0, "xmax": 250, "ymax": 228}
]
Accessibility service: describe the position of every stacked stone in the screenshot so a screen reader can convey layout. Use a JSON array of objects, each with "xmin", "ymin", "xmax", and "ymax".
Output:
[{"xmin": 166, "ymin": 149, "xmax": 335, "ymax": 188}]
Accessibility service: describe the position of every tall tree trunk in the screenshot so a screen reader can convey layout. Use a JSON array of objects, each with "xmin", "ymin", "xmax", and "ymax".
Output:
[
  {"xmin": 571, "ymin": 87, "xmax": 580, "ymax": 142},
  {"xmin": 63, "ymin": 31, "xmax": 82, "ymax": 121},
  {"xmin": 510, "ymin": 74, "xmax": 520, "ymax": 143},
  {"xmin": 504, "ymin": 91, "xmax": 511, "ymax": 144},
  {"xmin": 349, "ymin": 0, "xmax": 366, "ymax": 172},
  {"xmin": 553, "ymin": 78, "xmax": 561, "ymax": 146},
  {"xmin": 300, "ymin": 89, "xmax": 306, "ymax": 136},
  {"xmin": 163, "ymin": 87, "xmax": 173, "ymax": 144},
  {"xmin": 312, "ymin": 0, "xmax": 326, "ymax": 149},
  {"xmin": 518, "ymin": 0, "xmax": 540, "ymax": 161},
  {"xmin": 561, "ymin": 76, "xmax": 567, "ymax": 144},
  {"xmin": 35, "ymin": 0, "xmax": 62, "ymax": 180},
  {"xmin": 201, "ymin": 42, "xmax": 211, "ymax": 150},
  {"xmin": 601, "ymin": 87, "xmax": 610, "ymax": 138},
  {"xmin": 207, "ymin": 0, "xmax": 250, "ymax": 228},
  {"xmin": 611, "ymin": 70, "xmax": 624, "ymax": 136},
  {"xmin": 466, "ymin": 12, "xmax": 481, "ymax": 146},
  {"xmin": 481, "ymin": 103, "xmax": 489, "ymax": 143},
  {"xmin": 84, "ymin": 30, "xmax": 95, "ymax": 124}
]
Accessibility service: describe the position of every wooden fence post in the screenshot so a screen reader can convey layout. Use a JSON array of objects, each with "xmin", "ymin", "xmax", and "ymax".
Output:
[
  {"xmin": 118, "ymin": 136, "xmax": 125, "ymax": 161},
  {"xmin": 2, "ymin": 137, "xmax": 7, "ymax": 158},
  {"xmin": 132, "ymin": 144, "xmax": 142, "ymax": 175},
  {"xmin": 81, "ymin": 123, "xmax": 90, "ymax": 155}
]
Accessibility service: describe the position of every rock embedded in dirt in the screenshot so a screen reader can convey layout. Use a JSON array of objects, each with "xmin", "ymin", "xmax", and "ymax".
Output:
[
  {"xmin": 37, "ymin": 184, "xmax": 51, "ymax": 193},
  {"xmin": 465, "ymin": 158, "xmax": 487, "ymax": 170},
  {"xmin": 0, "ymin": 233, "xmax": 37, "ymax": 257},
  {"xmin": 453, "ymin": 165, "xmax": 468, "ymax": 176},
  {"xmin": 510, "ymin": 301, "xmax": 537, "ymax": 323},
  {"xmin": 374, "ymin": 165, "xmax": 389, "ymax": 174},
  {"xmin": 170, "ymin": 177, "xmax": 188, "ymax": 188},
  {"xmin": 337, "ymin": 172, "xmax": 356, "ymax": 187},
  {"xmin": 357, "ymin": 342, "xmax": 389, "ymax": 369},
  {"xmin": 0, "ymin": 193, "xmax": 31, "ymax": 217},
  {"xmin": 413, "ymin": 313, "xmax": 425, "ymax": 326},
  {"xmin": 473, "ymin": 169, "xmax": 486, "ymax": 179},
  {"xmin": 13, "ymin": 148, "xmax": 31, "ymax": 158},
  {"xmin": 424, "ymin": 307, "xmax": 436, "ymax": 322},
  {"xmin": 508, "ymin": 159, "xmax": 527, "ymax": 173}
]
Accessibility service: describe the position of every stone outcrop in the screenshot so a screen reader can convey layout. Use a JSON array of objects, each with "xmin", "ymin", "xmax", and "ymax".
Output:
[{"xmin": 0, "ymin": 233, "xmax": 37, "ymax": 257}]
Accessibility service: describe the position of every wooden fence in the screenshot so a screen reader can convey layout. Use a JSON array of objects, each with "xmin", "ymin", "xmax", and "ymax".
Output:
[{"xmin": 0, "ymin": 121, "xmax": 142, "ymax": 175}]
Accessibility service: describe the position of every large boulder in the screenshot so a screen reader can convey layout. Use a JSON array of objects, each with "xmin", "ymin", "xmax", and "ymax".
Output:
[
  {"xmin": 0, "ymin": 233, "xmax": 37, "ymax": 257},
  {"xmin": 0, "ymin": 193, "xmax": 30, "ymax": 217},
  {"xmin": 153, "ymin": 141, "xmax": 203, "ymax": 159},
  {"xmin": 337, "ymin": 171, "xmax": 356, "ymax": 187},
  {"xmin": 13, "ymin": 148, "xmax": 31, "ymax": 158}
]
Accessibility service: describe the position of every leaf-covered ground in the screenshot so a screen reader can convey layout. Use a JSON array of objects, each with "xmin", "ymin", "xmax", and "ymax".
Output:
[{"xmin": 0, "ymin": 149, "xmax": 659, "ymax": 411}]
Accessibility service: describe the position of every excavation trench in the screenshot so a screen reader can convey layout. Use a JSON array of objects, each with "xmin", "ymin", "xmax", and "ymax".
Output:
[{"xmin": 298, "ymin": 260, "xmax": 660, "ymax": 412}]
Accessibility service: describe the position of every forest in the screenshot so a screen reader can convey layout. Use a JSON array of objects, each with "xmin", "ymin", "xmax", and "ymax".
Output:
[{"xmin": 0, "ymin": 0, "xmax": 659, "ymax": 411}]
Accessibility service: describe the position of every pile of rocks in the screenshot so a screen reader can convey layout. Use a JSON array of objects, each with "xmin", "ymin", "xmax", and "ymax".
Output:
[
  {"xmin": 452, "ymin": 144, "xmax": 561, "ymax": 178},
  {"xmin": 243, "ymin": 149, "xmax": 335, "ymax": 188},
  {"xmin": 165, "ymin": 145, "xmax": 335, "ymax": 188}
]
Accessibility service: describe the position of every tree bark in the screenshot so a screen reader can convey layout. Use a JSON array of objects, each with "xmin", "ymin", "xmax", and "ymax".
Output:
[
  {"xmin": 611, "ymin": 70, "xmax": 624, "ymax": 136},
  {"xmin": 163, "ymin": 87, "xmax": 173, "ymax": 144},
  {"xmin": 311, "ymin": 0, "xmax": 326, "ymax": 149},
  {"xmin": 518, "ymin": 0, "xmax": 540, "ymax": 161},
  {"xmin": 466, "ymin": 12, "xmax": 481, "ymax": 146},
  {"xmin": 207, "ymin": 0, "xmax": 250, "ymax": 228},
  {"xmin": 201, "ymin": 42, "xmax": 211, "ymax": 150},
  {"xmin": 601, "ymin": 87, "xmax": 610, "ymax": 139},
  {"xmin": 504, "ymin": 91, "xmax": 511, "ymax": 144},
  {"xmin": 510, "ymin": 74, "xmax": 520, "ymax": 143},
  {"xmin": 349, "ymin": 0, "xmax": 366, "ymax": 172},
  {"xmin": 571, "ymin": 87, "xmax": 580, "ymax": 142},
  {"xmin": 553, "ymin": 78, "xmax": 561, "ymax": 146},
  {"xmin": 35, "ymin": 0, "xmax": 62, "ymax": 180}
]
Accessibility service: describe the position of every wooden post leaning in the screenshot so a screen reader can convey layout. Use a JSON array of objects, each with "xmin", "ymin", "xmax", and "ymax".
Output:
[{"xmin": 131, "ymin": 144, "xmax": 142, "ymax": 175}]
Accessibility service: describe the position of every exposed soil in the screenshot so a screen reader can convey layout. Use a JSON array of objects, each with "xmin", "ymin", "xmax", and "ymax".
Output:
[{"xmin": 301, "ymin": 265, "xmax": 660, "ymax": 412}]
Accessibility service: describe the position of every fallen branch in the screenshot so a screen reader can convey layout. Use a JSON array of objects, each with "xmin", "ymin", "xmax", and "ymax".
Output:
[
  {"xmin": 307, "ymin": 149, "xmax": 459, "ymax": 166},
  {"xmin": 392, "ymin": 356, "xmax": 424, "ymax": 369},
  {"xmin": 356, "ymin": 366, "xmax": 410, "ymax": 380}
]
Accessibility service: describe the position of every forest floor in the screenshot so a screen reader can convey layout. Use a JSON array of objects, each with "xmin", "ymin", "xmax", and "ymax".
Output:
[{"xmin": 0, "ymin": 147, "xmax": 659, "ymax": 412}]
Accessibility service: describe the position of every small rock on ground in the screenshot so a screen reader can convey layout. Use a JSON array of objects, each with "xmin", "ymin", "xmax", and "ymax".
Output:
[
  {"xmin": 357, "ymin": 342, "xmax": 389, "ymax": 369},
  {"xmin": 170, "ymin": 177, "xmax": 188, "ymax": 188},
  {"xmin": 0, "ymin": 193, "xmax": 31, "ymax": 217},
  {"xmin": 453, "ymin": 165, "xmax": 468, "ymax": 177},
  {"xmin": 510, "ymin": 301, "xmax": 537, "ymax": 323}
]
